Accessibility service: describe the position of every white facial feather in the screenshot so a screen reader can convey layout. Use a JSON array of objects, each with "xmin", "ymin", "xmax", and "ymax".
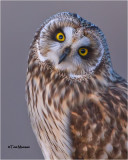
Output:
[
  {"xmin": 63, "ymin": 27, "xmax": 73, "ymax": 45},
  {"xmin": 75, "ymin": 36, "xmax": 90, "ymax": 47},
  {"xmin": 69, "ymin": 73, "xmax": 83, "ymax": 79},
  {"xmin": 36, "ymin": 41, "xmax": 47, "ymax": 62},
  {"xmin": 47, "ymin": 51, "xmax": 59, "ymax": 65}
]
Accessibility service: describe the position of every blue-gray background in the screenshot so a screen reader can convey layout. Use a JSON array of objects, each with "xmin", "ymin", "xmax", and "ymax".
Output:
[{"xmin": 1, "ymin": 1, "xmax": 127, "ymax": 159}]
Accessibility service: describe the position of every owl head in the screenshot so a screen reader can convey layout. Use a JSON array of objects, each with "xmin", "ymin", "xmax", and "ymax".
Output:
[{"xmin": 32, "ymin": 12, "xmax": 113, "ymax": 79}]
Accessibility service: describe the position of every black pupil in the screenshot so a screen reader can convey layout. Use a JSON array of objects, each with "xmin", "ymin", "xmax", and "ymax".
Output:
[
  {"xmin": 81, "ymin": 49, "xmax": 85, "ymax": 53},
  {"xmin": 59, "ymin": 35, "xmax": 63, "ymax": 39}
]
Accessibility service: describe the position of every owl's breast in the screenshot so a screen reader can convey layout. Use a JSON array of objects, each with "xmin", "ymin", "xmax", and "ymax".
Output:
[{"xmin": 27, "ymin": 73, "xmax": 74, "ymax": 159}]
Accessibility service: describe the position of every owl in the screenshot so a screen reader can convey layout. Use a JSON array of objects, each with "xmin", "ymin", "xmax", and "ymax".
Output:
[{"xmin": 26, "ymin": 12, "xmax": 128, "ymax": 159}]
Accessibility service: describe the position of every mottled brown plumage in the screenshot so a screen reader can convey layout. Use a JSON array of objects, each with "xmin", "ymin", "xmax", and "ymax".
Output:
[{"xmin": 26, "ymin": 12, "xmax": 128, "ymax": 159}]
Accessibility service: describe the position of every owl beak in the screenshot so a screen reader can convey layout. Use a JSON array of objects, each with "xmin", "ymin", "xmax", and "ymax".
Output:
[{"xmin": 58, "ymin": 47, "xmax": 71, "ymax": 64}]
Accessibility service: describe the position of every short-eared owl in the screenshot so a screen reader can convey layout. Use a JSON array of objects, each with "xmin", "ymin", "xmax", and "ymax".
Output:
[{"xmin": 26, "ymin": 12, "xmax": 127, "ymax": 159}]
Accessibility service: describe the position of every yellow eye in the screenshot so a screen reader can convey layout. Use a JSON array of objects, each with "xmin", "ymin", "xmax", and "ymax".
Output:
[
  {"xmin": 78, "ymin": 47, "xmax": 88, "ymax": 57},
  {"xmin": 56, "ymin": 32, "xmax": 65, "ymax": 42}
]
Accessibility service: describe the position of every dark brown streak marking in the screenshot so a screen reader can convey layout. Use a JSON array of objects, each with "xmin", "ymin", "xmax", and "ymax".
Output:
[
  {"xmin": 43, "ymin": 117, "xmax": 53, "ymax": 135},
  {"xmin": 42, "ymin": 90, "xmax": 46, "ymax": 106},
  {"xmin": 51, "ymin": 131, "xmax": 57, "ymax": 142},
  {"xmin": 36, "ymin": 122, "xmax": 42, "ymax": 140},
  {"xmin": 38, "ymin": 122, "xmax": 43, "ymax": 131},
  {"xmin": 26, "ymin": 85, "xmax": 31, "ymax": 105},
  {"xmin": 36, "ymin": 107, "xmax": 41, "ymax": 117},
  {"xmin": 63, "ymin": 135, "xmax": 72, "ymax": 146},
  {"xmin": 63, "ymin": 141, "xmax": 72, "ymax": 151},
  {"xmin": 35, "ymin": 93, "xmax": 38, "ymax": 108},
  {"xmin": 31, "ymin": 80, "xmax": 36, "ymax": 113},
  {"xmin": 42, "ymin": 110, "xmax": 47, "ymax": 119},
  {"xmin": 43, "ymin": 126, "xmax": 51, "ymax": 143},
  {"xmin": 48, "ymin": 96, "xmax": 52, "ymax": 106},
  {"xmin": 51, "ymin": 147, "xmax": 59, "ymax": 159},
  {"xmin": 54, "ymin": 120, "xmax": 59, "ymax": 130}
]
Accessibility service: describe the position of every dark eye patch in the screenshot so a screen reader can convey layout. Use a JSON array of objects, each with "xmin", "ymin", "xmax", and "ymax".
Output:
[
  {"xmin": 50, "ymin": 28, "xmax": 65, "ymax": 42},
  {"xmin": 78, "ymin": 45, "xmax": 94, "ymax": 59}
]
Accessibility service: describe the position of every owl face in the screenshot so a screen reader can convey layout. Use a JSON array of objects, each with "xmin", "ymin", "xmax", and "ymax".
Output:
[{"xmin": 36, "ymin": 12, "xmax": 109, "ymax": 77}]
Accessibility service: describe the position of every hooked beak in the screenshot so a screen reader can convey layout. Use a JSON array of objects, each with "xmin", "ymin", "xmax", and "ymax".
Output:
[{"xmin": 58, "ymin": 47, "xmax": 71, "ymax": 64}]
